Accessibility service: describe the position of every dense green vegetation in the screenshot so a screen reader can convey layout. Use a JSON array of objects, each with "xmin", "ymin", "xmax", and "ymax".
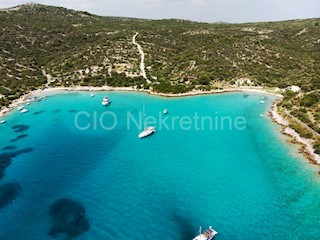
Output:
[
  {"xmin": 280, "ymin": 90, "xmax": 320, "ymax": 136},
  {"xmin": 0, "ymin": 4, "xmax": 319, "ymax": 99},
  {"xmin": 0, "ymin": 4, "xmax": 319, "ymax": 139},
  {"xmin": 289, "ymin": 122, "xmax": 313, "ymax": 139},
  {"xmin": 314, "ymin": 141, "xmax": 320, "ymax": 154},
  {"xmin": 152, "ymin": 80, "xmax": 191, "ymax": 94}
]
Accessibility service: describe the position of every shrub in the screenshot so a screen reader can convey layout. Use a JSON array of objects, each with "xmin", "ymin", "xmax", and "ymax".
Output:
[
  {"xmin": 301, "ymin": 93, "xmax": 320, "ymax": 107},
  {"xmin": 314, "ymin": 141, "xmax": 320, "ymax": 154},
  {"xmin": 289, "ymin": 123, "xmax": 313, "ymax": 139}
]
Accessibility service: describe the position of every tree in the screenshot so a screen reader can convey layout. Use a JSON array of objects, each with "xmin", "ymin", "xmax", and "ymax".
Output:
[
  {"xmin": 314, "ymin": 142, "xmax": 320, "ymax": 154},
  {"xmin": 198, "ymin": 74, "xmax": 211, "ymax": 85}
]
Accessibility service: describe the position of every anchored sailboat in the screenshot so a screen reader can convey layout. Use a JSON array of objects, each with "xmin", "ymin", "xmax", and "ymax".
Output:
[
  {"xmin": 193, "ymin": 226, "xmax": 218, "ymax": 240},
  {"xmin": 138, "ymin": 103, "xmax": 156, "ymax": 139}
]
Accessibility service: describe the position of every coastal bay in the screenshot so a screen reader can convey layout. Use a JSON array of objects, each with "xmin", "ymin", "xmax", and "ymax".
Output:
[{"xmin": 0, "ymin": 92, "xmax": 320, "ymax": 239}]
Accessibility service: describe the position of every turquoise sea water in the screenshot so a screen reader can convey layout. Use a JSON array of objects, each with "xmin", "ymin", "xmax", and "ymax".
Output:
[{"xmin": 0, "ymin": 91, "xmax": 320, "ymax": 240}]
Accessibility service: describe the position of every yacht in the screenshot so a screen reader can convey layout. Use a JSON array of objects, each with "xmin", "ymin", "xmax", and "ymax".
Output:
[
  {"xmin": 138, "ymin": 103, "xmax": 156, "ymax": 139},
  {"xmin": 193, "ymin": 226, "xmax": 218, "ymax": 240},
  {"xmin": 163, "ymin": 109, "xmax": 168, "ymax": 114},
  {"xmin": 0, "ymin": 120, "xmax": 6, "ymax": 124},
  {"xmin": 138, "ymin": 126, "xmax": 156, "ymax": 138},
  {"xmin": 102, "ymin": 96, "xmax": 111, "ymax": 106},
  {"xmin": 260, "ymin": 100, "xmax": 265, "ymax": 104},
  {"xmin": 90, "ymin": 93, "xmax": 95, "ymax": 98},
  {"xmin": 20, "ymin": 108, "xmax": 29, "ymax": 113},
  {"xmin": 17, "ymin": 106, "xmax": 24, "ymax": 111}
]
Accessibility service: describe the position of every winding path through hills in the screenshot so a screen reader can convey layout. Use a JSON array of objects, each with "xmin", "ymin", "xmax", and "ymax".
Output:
[{"xmin": 132, "ymin": 32, "xmax": 151, "ymax": 83}]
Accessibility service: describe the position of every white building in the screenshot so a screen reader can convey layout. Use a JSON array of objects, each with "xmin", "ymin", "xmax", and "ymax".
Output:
[{"xmin": 289, "ymin": 85, "xmax": 301, "ymax": 92}]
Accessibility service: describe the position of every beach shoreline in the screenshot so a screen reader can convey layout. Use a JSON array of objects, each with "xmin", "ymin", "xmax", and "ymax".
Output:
[
  {"xmin": 269, "ymin": 101, "xmax": 320, "ymax": 165},
  {"xmin": 0, "ymin": 86, "xmax": 148, "ymax": 117},
  {"xmin": 0, "ymin": 85, "xmax": 282, "ymax": 118},
  {"xmin": 1, "ymin": 85, "xmax": 319, "ymax": 165}
]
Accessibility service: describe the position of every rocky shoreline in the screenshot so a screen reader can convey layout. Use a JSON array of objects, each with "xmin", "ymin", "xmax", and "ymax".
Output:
[{"xmin": 269, "ymin": 102, "xmax": 320, "ymax": 164}]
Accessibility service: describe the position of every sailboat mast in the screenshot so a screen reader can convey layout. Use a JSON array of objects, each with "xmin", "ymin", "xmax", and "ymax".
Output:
[{"xmin": 143, "ymin": 102, "xmax": 146, "ymax": 130}]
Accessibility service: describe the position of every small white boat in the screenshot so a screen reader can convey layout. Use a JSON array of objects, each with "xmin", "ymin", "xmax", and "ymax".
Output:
[
  {"xmin": 0, "ymin": 120, "xmax": 6, "ymax": 124},
  {"xmin": 260, "ymin": 114, "xmax": 263, "ymax": 118},
  {"xmin": 102, "ymin": 96, "xmax": 111, "ymax": 106},
  {"xmin": 163, "ymin": 109, "xmax": 168, "ymax": 114},
  {"xmin": 260, "ymin": 100, "xmax": 265, "ymax": 104},
  {"xmin": 17, "ymin": 106, "xmax": 24, "ymax": 111},
  {"xmin": 20, "ymin": 108, "xmax": 29, "ymax": 113},
  {"xmin": 36, "ymin": 96, "xmax": 45, "ymax": 102},
  {"xmin": 37, "ymin": 96, "xmax": 46, "ymax": 101},
  {"xmin": 139, "ymin": 126, "xmax": 156, "ymax": 139},
  {"xmin": 193, "ymin": 226, "xmax": 218, "ymax": 240},
  {"xmin": 90, "ymin": 93, "xmax": 95, "ymax": 98}
]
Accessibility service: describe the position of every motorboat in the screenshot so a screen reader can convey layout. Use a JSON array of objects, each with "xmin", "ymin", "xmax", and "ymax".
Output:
[{"xmin": 102, "ymin": 96, "xmax": 111, "ymax": 106}]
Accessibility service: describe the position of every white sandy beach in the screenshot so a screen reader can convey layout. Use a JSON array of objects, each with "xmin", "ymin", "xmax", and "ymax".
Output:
[
  {"xmin": 0, "ymin": 86, "xmax": 148, "ymax": 117},
  {"xmin": 0, "ymin": 85, "xmax": 282, "ymax": 118},
  {"xmin": 0, "ymin": 86, "xmax": 281, "ymax": 118},
  {"xmin": 1, "ymin": 85, "xmax": 318, "ymax": 164},
  {"xmin": 152, "ymin": 87, "xmax": 283, "ymax": 98}
]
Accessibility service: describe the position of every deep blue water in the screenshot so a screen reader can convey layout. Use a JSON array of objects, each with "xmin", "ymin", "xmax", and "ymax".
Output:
[{"xmin": 0, "ymin": 91, "xmax": 320, "ymax": 240}]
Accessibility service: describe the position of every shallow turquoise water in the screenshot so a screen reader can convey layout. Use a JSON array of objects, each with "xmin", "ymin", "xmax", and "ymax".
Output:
[{"xmin": 0, "ymin": 91, "xmax": 320, "ymax": 240}]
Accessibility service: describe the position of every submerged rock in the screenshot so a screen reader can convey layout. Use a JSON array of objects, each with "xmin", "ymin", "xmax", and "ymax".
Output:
[
  {"xmin": 2, "ymin": 146, "xmax": 18, "ymax": 151},
  {"xmin": 10, "ymin": 134, "xmax": 28, "ymax": 142},
  {"xmin": 0, "ymin": 182, "xmax": 22, "ymax": 209},
  {"xmin": 48, "ymin": 198, "xmax": 90, "ymax": 238},
  {"xmin": 33, "ymin": 110, "xmax": 45, "ymax": 115},
  {"xmin": 0, "ymin": 148, "xmax": 33, "ymax": 179},
  {"xmin": 11, "ymin": 124, "xmax": 30, "ymax": 133}
]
